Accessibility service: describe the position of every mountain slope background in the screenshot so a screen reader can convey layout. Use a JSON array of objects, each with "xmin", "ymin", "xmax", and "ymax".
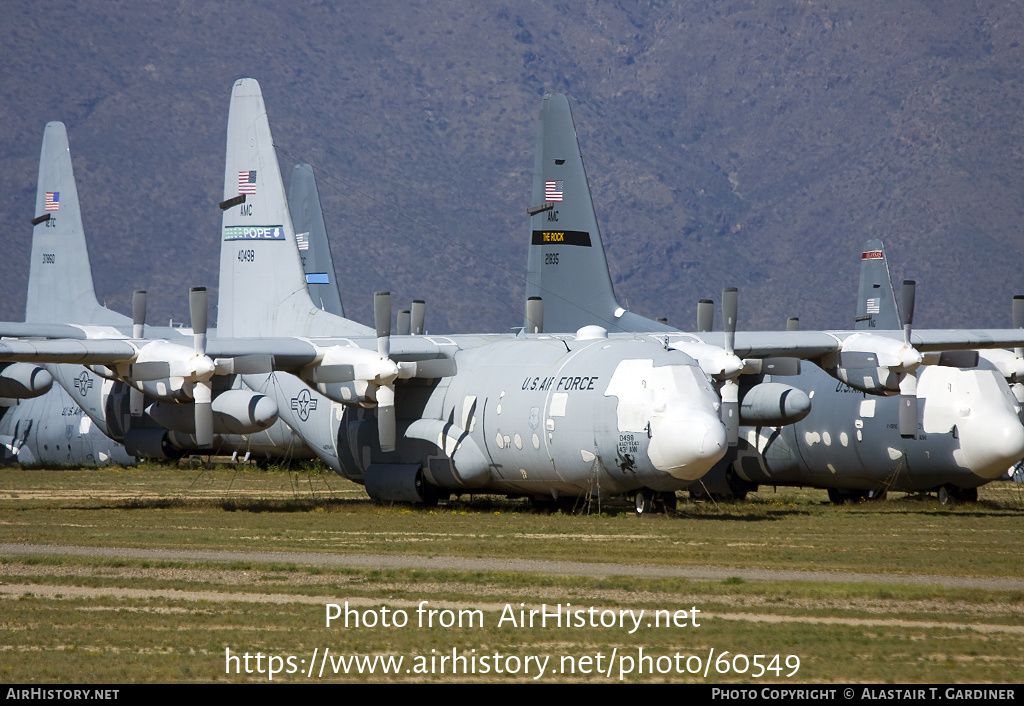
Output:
[{"xmin": 1, "ymin": 1, "xmax": 1022, "ymax": 334}]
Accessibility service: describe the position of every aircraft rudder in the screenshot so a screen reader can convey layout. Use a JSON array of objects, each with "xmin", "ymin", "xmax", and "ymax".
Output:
[
  {"xmin": 218, "ymin": 79, "xmax": 369, "ymax": 338},
  {"xmin": 855, "ymin": 238, "xmax": 900, "ymax": 330},
  {"xmin": 288, "ymin": 163, "xmax": 345, "ymax": 318},
  {"xmin": 526, "ymin": 93, "xmax": 648, "ymax": 333},
  {"xmin": 26, "ymin": 122, "xmax": 127, "ymax": 326}
]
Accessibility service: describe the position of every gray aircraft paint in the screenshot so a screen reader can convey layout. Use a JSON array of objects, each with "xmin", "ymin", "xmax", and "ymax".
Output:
[
  {"xmin": 27, "ymin": 123, "xmax": 131, "ymax": 328},
  {"xmin": 855, "ymin": 239, "xmax": 901, "ymax": 331},
  {"xmin": 15, "ymin": 122, "xmax": 311, "ymax": 463},
  {"xmin": 221, "ymin": 78, "xmax": 727, "ymax": 500},
  {"xmin": 525, "ymin": 94, "xmax": 673, "ymax": 335},
  {"xmin": 0, "ymin": 385, "xmax": 133, "ymax": 466},
  {"xmin": 289, "ymin": 163, "xmax": 345, "ymax": 318},
  {"xmin": 525, "ymin": 92, "xmax": 1024, "ymax": 496}
]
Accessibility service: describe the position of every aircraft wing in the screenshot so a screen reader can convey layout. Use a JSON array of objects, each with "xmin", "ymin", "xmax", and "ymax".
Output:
[
  {"xmin": 671, "ymin": 329, "xmax": 1024, "ymax": 359},
  {"xmin": 906, "ymin": 329, "xmax": 1024, "ymax": 351},
  {"xmin": 0, "ymin": 323, "xmax": 94, "ymax": 340},
  {"xmin": 0, "ymin": 334, "xmax": 460, "ymax": 371},
  {"xmin": 0, "ymin": 339, "xmax": 138, "ymax": 365}
]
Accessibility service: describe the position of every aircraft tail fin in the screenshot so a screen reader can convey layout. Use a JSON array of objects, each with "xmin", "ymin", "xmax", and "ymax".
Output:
[
  {"xmin": 289, "ymin": 164, "xmax": 345, "ymax": 318},
  {"xmin": 217, "ymin": 78, "xmax": 370, "ymax": 338},
  {"xmin": 855, "ymin": 239, "xmax": 901, "ymax": 330},
  {"xmin": 25, "ymin": 122, "xmax": 129, "ymax": 326},
  {"xmin": 525, "ymin": 93, "xmax": 670, "ymax": 333}
]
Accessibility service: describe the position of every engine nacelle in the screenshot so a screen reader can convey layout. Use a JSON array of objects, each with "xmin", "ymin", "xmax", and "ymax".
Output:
[
  {"xmin": 123, "ymin": 428, "xmax": 185, "ymax": 460},
  {"xmin": 364, "ymin": 464, "xmax": 437, "ymax": 503},
  {"xmin": 147, "ymin": 390, "xmax": 278, "ymax": 434},
  {"xmin": 0, "ymin": 363, "xmax": 53, "ymax": 399},
  {"xmin": 820, "ymin": 333, "xmax": 921, "ymax": 395},
  {"xmin": 301, "ymin": 345, "xmax": 397, "ymax": 407},
  {"xmin": 740, "ymin": 382, "xmax": 812, "ymax": 425}
]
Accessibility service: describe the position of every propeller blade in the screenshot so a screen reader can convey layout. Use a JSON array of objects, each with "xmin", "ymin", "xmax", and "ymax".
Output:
[
  {"xmin": 898, "ymin": 371, "xmax": 918, "ymax": 438},
  {"xmin": 190, "ymin": 287, "xmax": 208, "ymax": 355},
  {"xmin": 411, "ymin": 300, "xmax": 425, "ymax": 335},
  {"xmin": 399, "ymin": 358, "xmax": 457, "ymax": 379},
  {"xmin": 721, "ymin": 378, "xmax": 739, "ymax": 447},
  {"xmin": 760, "ymin": 357, "xmax": 801, "ymax": 376},
  {"xmin": 901, "ymin": 280, "xmax": 915, "ymax": 346},
  {"xmin": 397, "ymin": 310, "xmax": 411, "ymax": 336},
  {"xmin": 129, "ymin": 361, "xmax": 171, "ymax": 380},
  {"xmin": 129, "ymin": 387, "xmax": 145, "ymax": 418},
  {"xmin": 936, "ymin": 350, "xmax": 979, "ymax": 368},
  {"xmin": 697, "ymin": 299, "xmax": 714, "ymax": 333},
  {"xmin": 526, "ymin": 296, "xmax": 544, "ymax": 334},
  {"xmin": 224, "ymin": 354, "xmax": 275, "ymax": 375},
  {"xmin": 376, "ymin": 384, "xmax": 396, "ymax": 452},
  {"xmin": 308, "ymin": 364, "xmax": 357, "ymax": 384},
  {"xmin": 132, "ymin": 290, "xmax": 147, "ymax": 339},
  {"xmin": 194, "ymin": 381, "xmax": 214, "ymax": 448},
  {"xmin": 130, "ymin": 289, "xmax": 148, "ymax": 415},
  {"xmin": 722, "ymin": 288, "xmax": 737, "ymax": 356},
  {"xmin": 374, "ymin": 291, "xmax": 391, "ymax": 358},
  {"xmin": 1014, "ymin": 295, "xmax": 1024, "ymax": 359},
  {"xmin": 837, "ymin": 351, "xmax": 879, "ymax": 368}
]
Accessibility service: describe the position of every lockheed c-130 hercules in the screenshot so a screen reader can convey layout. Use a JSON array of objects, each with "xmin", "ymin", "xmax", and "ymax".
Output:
[
  {"xmin": 4, "ymin": 79, "xmax": 1024, "ymax": 510},
  {"xmin": 523, "ymin": 91, "xmax": 1024, "ymax": 508}
]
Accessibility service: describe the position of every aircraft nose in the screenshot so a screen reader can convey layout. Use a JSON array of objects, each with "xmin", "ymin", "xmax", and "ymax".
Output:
[
  {"xmin": 958, "ymin": 412, "xmax": 1024, "ymax": 480},
  {"xmin": 647, "ymin": 409, "xmax": 728, "ymax": 481}
]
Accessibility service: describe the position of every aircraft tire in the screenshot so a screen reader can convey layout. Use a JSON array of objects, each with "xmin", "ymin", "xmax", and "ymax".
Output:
[
  {"xmin": 953, "ymin": 486, "xmax": 978, "ymax": 503},
  {"xmin": 634, "ymin": 488, "xmax": 656, "ymax": 516},
  {"xmin": 724, "ymin": 465, "xmax": 756, "ymax": 501},
  {"xmin": 937, "ymin": 485, "xmax": 954, "ymax": 506},
  {"xmin": 657, "ymin": 491, "xmax": 677, "ymax": 512}
]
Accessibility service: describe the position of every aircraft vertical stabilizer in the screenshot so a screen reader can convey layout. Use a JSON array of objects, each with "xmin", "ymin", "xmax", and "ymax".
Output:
[
  {"xmin": 26, "ymin": 123, "xmax": 130, "ymax": 326},
  {"xmin": 289, "ymin": 163, "xmax": 345, "ymax": 318},
  {"xmin": 855, "ymin": 239, "xmax": 901, "ymax": 330},
  {"xmin": 525, "ymin": 93, "xmax": 672, "ymax": 334},
  {"xmin": 217, "ymin": 78, "xmax": 369, "ymax": 338}
]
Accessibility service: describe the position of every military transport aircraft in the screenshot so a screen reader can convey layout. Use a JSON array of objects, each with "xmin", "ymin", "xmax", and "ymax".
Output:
[
  {"xmin": 3, "ymin": 121, "xmax": 312, "ymax": 464},
  {"xmin": 523, "ymin": 92, "xmax": 1024, "ymax": 507},
  {"xmin": 4, "ymin": 80, "xmax": 1024, "ymax": 509},
  {"xmin": 0, "ymin": 79, "xmax": 733, "ymax": 505}
]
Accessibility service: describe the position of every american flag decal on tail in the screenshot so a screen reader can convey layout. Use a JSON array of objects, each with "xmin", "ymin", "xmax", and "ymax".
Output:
[{"xmin": 238, "ymin": 170, "xmax": 257, "ymax": 195}]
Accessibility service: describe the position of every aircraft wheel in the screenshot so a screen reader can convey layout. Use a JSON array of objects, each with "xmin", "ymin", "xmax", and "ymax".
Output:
[
  {"xmin": 658, "ymin": 491, "xmax": 678, "ymax": 512},
  {"xmin": 827, "ymin": 488, "xmax": 847, "ymax": 505},
  {"xmin": 725, "ymin": 465, "xmax": 757, "ymax": 501},
  {"xmin": 937, "ymin": 485, "xmax": 954, "ymax": 506},
  {"xmin": 634, "ymin": 489, "xmax": 656, "ymax": 516},
  {"xmin": 953, "ymin": 486, "xmax": 978, "ymax": 503}
]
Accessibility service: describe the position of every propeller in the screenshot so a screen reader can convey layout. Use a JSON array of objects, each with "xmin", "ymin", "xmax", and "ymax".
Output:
[
  {"xmin": 129, "ymin": 290, "xmax": 147, "ymax": 417},
  {"xmin": 898, "ymin": 280, "xmax": 918, "ymax": 438},
  {"xmin": 720, "ymin": 287, "xmax": 740, "ymax": 446}
]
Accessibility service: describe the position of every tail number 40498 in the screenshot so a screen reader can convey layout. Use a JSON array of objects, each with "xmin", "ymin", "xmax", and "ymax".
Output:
[{"xmin": 237, "ymin": 249, "xmax": 255, "ymax": 263}]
